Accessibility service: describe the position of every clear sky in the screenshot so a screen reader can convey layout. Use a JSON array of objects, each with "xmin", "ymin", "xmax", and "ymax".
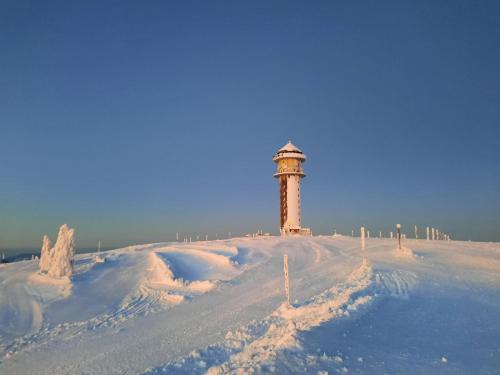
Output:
[{"xmin": 1, "ymin": 0, "xmax": 499, "ymax": 250}]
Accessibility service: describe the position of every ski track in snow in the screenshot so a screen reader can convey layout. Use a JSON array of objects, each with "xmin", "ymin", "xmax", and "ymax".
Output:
[{"xmin": 0, "ymin": 236, "xmax": 499, "ymax": 374}]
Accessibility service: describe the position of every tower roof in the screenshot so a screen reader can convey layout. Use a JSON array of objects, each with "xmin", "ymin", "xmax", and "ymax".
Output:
[
  {"xmin": 277, "ymin": 140, "xmax": 303, "ymax": 153},
  {"xmin": 273, "ymin": 140, "xmax": 306, "ymax": 164}
]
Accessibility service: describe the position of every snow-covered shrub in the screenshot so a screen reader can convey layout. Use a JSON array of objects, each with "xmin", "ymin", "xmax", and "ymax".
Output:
[
  {"xmin": 39, "ymin": 235, "xmax": 52, "ymax": 273},
  {"xmin": 39, "ymin": 224, "xmax": 75, "ymax": 278}
]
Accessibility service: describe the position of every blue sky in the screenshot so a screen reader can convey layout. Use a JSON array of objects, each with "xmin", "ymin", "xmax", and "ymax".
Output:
[{"xmin": 1, "ymin": 0, "xmax": 499, "ymax": 249}]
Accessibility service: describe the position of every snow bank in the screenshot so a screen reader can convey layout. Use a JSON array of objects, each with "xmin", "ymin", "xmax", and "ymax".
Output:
[{"xmin": 139, "ymin": 251, "xmax": 213, "ymax": 307}]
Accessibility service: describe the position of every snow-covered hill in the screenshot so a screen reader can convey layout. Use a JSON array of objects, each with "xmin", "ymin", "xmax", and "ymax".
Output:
[{"xmin": 0, "ymin": 236, "xmax": 499, "ymax": 374}]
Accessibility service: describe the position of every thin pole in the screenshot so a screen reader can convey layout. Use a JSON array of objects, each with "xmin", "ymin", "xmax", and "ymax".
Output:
[
  {"xmin": 283, "ymin": 254, "xmax": 290, "ymax": 306},
  {"xmin": 360, "ymin": 226, "xmax": 366, "ymax": 253},
  {"xmin": 397, "ymin": 224, "xmax": 402, "ymax": 250}
]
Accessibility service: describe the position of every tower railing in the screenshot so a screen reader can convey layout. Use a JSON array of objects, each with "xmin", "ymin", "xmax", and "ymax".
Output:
[{"xmin": 274, "ymin": 167, "xmax": 305, "ymax": 175}]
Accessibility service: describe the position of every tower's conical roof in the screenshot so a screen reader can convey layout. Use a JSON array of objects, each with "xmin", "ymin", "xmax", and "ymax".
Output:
[
  {"xmin": 273, "ymin": 140, "xmax": 306, "ymax": 164},
  {"xmin": 277, "ymin": 140, "xmax": 302, "ymax": 153}
]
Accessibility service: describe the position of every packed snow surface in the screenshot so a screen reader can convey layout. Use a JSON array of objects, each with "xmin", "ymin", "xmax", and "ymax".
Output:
[{"xmin": 0, "ymin": 236, "xmax": 499, "ymax": 374}]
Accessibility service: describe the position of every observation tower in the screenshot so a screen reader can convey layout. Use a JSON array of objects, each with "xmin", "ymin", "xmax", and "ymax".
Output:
[{"xmin": 273, "ymin": 141, "xmax": 311, "ymax": 236}]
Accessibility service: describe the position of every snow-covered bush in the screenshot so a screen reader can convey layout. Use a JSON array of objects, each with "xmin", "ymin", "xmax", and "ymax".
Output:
[
  {"xmin": 39, "ymin": 224, "xmax": 75, "ymax": 278},
  {"xmin": 39, "ymin": 235, "xmax": 53, "ymax": 272}
]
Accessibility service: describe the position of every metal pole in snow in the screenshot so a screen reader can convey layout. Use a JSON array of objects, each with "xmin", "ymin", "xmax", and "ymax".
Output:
[
  {"xmin": 397, "ymin": 224, "xmax": 402, "ymax": 250},
  {"xmin": 426, "ymin": 227, "xmax": 430, "ymax": 241},
  {"xmin": 360, "ymin": 226, "xmax": 366, "ymax": 253},
  {"xmin": 283, "ymin": 254, "xmax": 290, "ymax": 307}
]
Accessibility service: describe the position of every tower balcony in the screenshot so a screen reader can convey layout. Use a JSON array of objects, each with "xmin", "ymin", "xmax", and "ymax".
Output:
[
  {"xmin": 273, "ymin": 167, "xmax": 306, "ymax": 177},
  {"xmin": 272, "ymin": 152, "xmax": 306, "ymax": 162}
]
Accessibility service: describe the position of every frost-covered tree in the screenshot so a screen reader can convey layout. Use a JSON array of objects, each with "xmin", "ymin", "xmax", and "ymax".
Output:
[
  {"xmin": 47, "ymin": 224, "xmax": 75, "ymax": 278},
  {"xmin": 39, "ymin": 235, "xmax": 53, "ymax": 273}
]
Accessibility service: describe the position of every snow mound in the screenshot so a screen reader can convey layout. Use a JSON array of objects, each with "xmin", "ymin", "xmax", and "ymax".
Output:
[{"xmin": 394, "ymin": 246, "xmax": 416, "ymax": 259}]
